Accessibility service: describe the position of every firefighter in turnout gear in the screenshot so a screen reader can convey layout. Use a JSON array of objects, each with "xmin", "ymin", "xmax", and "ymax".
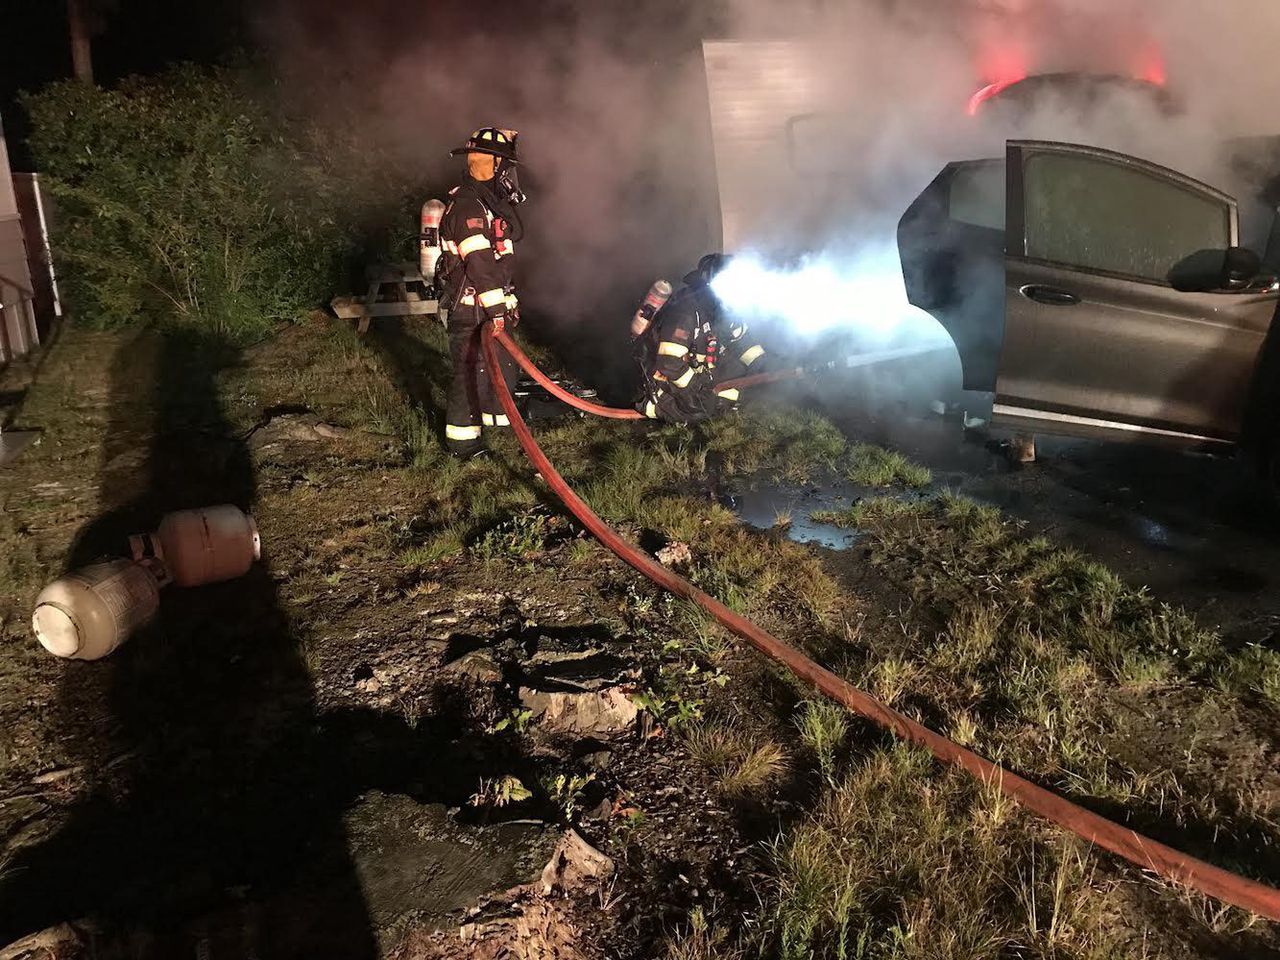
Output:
[
  {"xmin": 637, "ymin": 254, "xmax": 767, "ymax": 423},
  {"xmin": 438, "ymin": 127, "xmax": 526, "ymax": 457}
]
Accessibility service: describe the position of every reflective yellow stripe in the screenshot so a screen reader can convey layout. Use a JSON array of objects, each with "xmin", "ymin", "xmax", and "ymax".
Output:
[
  {"xmin": 443, "ymin": 240, "xmax": 460, "ymax": 254},
  {"xmin": 478, "ymin": 288, "xmax": 507, "ymax": 308},
  {"xmin": 672, "ymin": 368, "xmax": 695, "ymax": 389},
  {"xmin": 718, "ymin": 388, "xmax": 740, "ymax": 402},
  {"xmin": 658, "ymin": 341, "xmax": 689, "ymax": 358},
  {"xmin": 481, "ymin": 413, "xmax": 511, "ymax": 427},
  {"xmin": 446, "ymin": 424, "xmax": 482, "ymax": 441},
  {"xmin": 740, "ymin": 344, "xmax": 765, "ymax": 366},
  {"xmin": 504, "ymin": 294, "xmax": 519, "ymax": 311},
  {"xmin": 458, "ymin": 235, "xmax": 492, "ymax": 257},
  {"xmin": 644, "ymin": 401, "xmax": 658, "ymax": 419}
]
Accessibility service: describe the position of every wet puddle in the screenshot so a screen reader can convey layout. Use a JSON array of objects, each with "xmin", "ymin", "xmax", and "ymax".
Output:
[{"xmin": 729, "ymin": 472, "xmax": 869, "ymax": 549}]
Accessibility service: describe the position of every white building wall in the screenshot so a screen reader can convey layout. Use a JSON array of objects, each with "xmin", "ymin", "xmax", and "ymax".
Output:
[{"xmin": 0, "ymin": 112, "xmax": 39, "ymax": 361}]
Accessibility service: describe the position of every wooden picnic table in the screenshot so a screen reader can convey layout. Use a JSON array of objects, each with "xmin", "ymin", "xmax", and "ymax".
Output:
[{"xmin": 330, "ymin": 262, "xmax": 440, "ymax": 334}]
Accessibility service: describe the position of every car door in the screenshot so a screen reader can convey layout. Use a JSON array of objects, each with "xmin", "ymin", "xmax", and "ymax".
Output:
[
  {"xmin": 897, "ymin": 158, "xmax": 1006, "ymax": 391},
  {"xmin": 995, "ymin": 140, "xmax": 1280, "ymax": 447}
]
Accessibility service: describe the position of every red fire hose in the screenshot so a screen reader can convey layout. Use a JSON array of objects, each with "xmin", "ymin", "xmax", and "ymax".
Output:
[
  {"xmin": 481, "ymin": 325, "xmax": 1280, "ymax": 922},
  {"xmin": 497, "ymin": 330, "xmax": 642, "ymax": 419},
  {"xmin": 493, "ymin": 329, "xmax": 802, "ymax": 421}
]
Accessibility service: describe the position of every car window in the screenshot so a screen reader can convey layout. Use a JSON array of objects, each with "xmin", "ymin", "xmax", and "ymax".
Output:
[
  {"xmin": 1022, "ymin": 152, "xmax": 1231, "ymax": 282},
  {"xmin": 949, "ymin": 161, "xmax": 1005, "ymax": 230}
]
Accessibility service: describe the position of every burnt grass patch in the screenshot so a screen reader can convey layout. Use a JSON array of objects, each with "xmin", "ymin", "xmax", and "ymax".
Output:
[{"xmin": 0, "ymin": 317, "xmax": 1277, "ymax": 958}]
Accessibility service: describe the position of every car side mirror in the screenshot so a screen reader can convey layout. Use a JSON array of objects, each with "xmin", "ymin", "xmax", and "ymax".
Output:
[
  {"xmin": 1222, "ymin": 246, "xmax": 1262, "ymax": 289},
  {"xmin": 1170, "ymin": 247, "xmax": 1273, "ymax": 292}
]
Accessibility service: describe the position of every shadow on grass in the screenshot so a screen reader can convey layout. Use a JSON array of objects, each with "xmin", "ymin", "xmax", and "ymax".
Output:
[
  {"xmin": 0, "ymin": 327, "xmax": 384, "ymax": 955},
  {"xmin": 365, "ymin": 317, "xmax": 452, "ymax": 438}
]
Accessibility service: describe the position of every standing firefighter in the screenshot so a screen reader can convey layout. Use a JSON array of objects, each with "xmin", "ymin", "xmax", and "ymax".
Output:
[
  {"xmin": 438, "ymin": 127, "xmax": 526, "ymax": 458},
  {"xmin": 635, "ymin": 254, "xmax": 767, "ymax": 423}
]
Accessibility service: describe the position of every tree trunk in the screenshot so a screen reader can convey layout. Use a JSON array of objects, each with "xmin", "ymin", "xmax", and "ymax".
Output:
[{"xmin": 67, "ymin": 0, "xmax": 94, "ymax": 84}]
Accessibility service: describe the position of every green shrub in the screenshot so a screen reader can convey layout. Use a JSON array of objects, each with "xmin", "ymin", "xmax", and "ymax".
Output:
[{"xmin": 23, "ymin": 65, "xmax": 423, "ymax": 341}]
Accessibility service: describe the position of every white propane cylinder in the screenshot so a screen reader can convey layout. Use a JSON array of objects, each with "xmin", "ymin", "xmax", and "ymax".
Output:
[
  {"xmin": 420, "ymin": 199, "xmax": 446, "ymax": 286},
  {"xmin": 152, "ymin": 505, "xmax": 261, "ymax": 588},
  {"xmin": 32, "ymin": 559, "xmax": 161, "ymax": 660}
]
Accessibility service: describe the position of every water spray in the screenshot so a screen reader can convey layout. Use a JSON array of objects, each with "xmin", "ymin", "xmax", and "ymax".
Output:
[{"xmin": 710, "ymin": 247, "xmax": 953, "ymax": 347}]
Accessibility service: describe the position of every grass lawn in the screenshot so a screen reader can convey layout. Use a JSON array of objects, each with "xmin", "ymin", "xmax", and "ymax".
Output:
[{"xmin": 0, "ymin": 316, "xmax": 1275, "ymax": 958}]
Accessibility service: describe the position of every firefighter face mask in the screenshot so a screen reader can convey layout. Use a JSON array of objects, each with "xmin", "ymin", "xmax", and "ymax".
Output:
[{"xmin": 496, "ymin": 159, "xmax": 527, "ymax": 206}]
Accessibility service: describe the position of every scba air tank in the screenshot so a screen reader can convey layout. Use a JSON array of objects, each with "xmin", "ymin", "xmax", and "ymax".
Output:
[
  {"xmin": 420, "ymin": 199, "xmax": 446, "ymax": 287},
  {"xmin": 630, "ymin": 279, "xmax": 673, "ymax": 339},
  {"xmin": 32, "ymin": 559, "xmax": 161, "ymax": 661}
]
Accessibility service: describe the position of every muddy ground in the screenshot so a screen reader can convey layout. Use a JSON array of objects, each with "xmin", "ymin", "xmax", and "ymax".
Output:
[
  {"xmin": 1, "ymin": 318, "xmax": 1278, "ymax": 959},
  {"xmin": 0, "ymin": 320, "xmax": 810, "ymax": 957},
  {"xmin": 798, "ymin": 354, "xmax": 1280, "ymax": 640}
]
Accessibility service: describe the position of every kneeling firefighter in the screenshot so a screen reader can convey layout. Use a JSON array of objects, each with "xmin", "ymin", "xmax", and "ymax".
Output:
[
  {"xmin": 438, "ymin": 127, "xmax": 526, "ymax": 458},
  {"xmin": 634, "ymin": 254, "xmax": 767, "ymax": 423}
]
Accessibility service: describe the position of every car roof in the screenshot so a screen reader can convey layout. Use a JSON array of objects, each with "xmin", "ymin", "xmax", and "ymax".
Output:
[{"xmin": 982, "ymin": 72, "xmax": 1182, "ymax": 117}]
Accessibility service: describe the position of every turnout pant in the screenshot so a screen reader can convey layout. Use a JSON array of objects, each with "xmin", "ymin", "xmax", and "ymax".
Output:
[
  {"xmin": 445, "ymin": 307, "xmax": 518, "ymax": 456},
  {"xmin": 713, "ymin": 336, "xmax": 766, "ymax": 388},
  {"xmin": 638, "ymin": 335, "xmax": 767, "ymax": 424},
  {"xmin": 639, "ymin": 376, "xmax": 718, "ymax": 424}
]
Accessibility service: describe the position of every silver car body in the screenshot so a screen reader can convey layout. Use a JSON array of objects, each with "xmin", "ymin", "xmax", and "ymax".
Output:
[{"xmin": 900, "ymin": 141, "xmax": 1280, "ymax": 450}]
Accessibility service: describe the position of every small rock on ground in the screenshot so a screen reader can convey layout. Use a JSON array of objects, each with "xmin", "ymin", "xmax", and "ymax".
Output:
[
  {"xmin": 655, "ymin": 541, "xmax": 692, "ymax": 568},
  {"xmin": 540, "ymin": 829, "xmax": 614, "ymax": 895},
  {"xmin": 518, "ymin": 687, "xmax": 639, "ymax": 739}
]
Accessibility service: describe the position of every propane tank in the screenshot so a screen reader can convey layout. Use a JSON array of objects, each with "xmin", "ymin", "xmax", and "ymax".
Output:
[
  {"xmin": 32, "ymin": 559, "xmax": 161, "ymax": 660},
  {"xmin": 630, "ymin": 279, "xmax": 673, "ymax": 339},
  {"xmin": 130, "ymin": 505, "xmax": 261, "ymax": 589},
  {"xmin": 419, "ymin": 199, "xmax": 446, "ymax": 289}
]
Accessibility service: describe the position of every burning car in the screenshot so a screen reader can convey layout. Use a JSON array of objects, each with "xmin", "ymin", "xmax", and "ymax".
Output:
[
  {"xmin": 699, "ymin": 36, "xmax": 1280, "ymax": 482},
  {"xmin": 898, "ymin": 139, "xmax": 1280, "ymax": 479},
  {"xmin": 967, "ymin": 71, "xmax": 1179, "ymax": 121}
]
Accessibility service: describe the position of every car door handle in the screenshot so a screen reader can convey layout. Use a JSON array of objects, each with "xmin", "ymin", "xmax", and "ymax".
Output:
[{"xmin": 1020, "ymin": 284, "xmax": 1081, "ymax": 306}]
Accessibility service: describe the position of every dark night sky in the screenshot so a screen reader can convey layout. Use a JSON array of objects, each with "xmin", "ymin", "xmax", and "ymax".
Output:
[
  {"xmin": 0, "ymin": 0, "xmax": 722, "ymax": 169},
  {"xmin": 1, "ymin": 0, "xmax": 249, "ymax": 167}
]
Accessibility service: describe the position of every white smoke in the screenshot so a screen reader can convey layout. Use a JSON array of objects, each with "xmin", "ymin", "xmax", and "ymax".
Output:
[
  {"xmin": 699, "ymin": 0, "xmax": 1280, "ymax": 351},
  {"xmin": 255, "ymin": 0, "xmax": 1280, "ymax": 373}
]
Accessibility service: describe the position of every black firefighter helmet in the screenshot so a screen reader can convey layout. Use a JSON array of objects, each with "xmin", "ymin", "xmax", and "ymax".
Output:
[
  {"xmin": 683, "ymin": 253, "xmax": 732, "ymax": 287},
  {"xmin": 450, "ymin": 127, "xmax": 521, "ymax": 164}
]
